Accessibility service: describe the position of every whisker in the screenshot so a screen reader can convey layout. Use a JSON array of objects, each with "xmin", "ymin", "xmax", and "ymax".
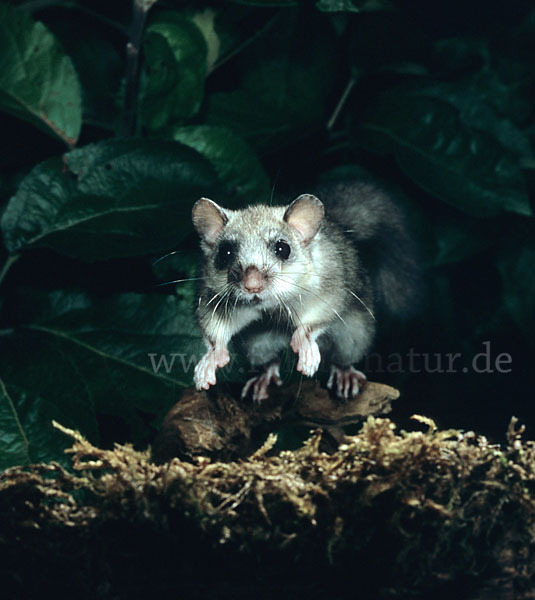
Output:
[
  {"xmin": 345, "ymin": 288, "xmax": 376, "ymax": 321},
  {"xmin": 211, "ymin": 287, "xmax": 232, "ymax": 321},
  {"xmin": 276, "ymin": 289, "xmax": 293, "ymax": 323},
  {"xmin": 276, "ymin": 275, "xmax": 347, "ymax": 326},
  {"xmin": 269, "ymin": 171, "xmax": 280, "ymax": 206},
  {"xmin": 205, "ymin": 283, "xmax": 230, "ymax": 307},
  {"xmin": 152, "ymin": 250, "xmax": 183, "ymax": 267},
  {"xmin": 155, "ymin": 276, "xmax": 205, "ymax": 287},
  {"xmin": 277, "ymin": 268, "xmax": 376, "ymax": 322},
  {"xmin": 278, "ymin": 271, "xmax": 312, "ymax": 275}
]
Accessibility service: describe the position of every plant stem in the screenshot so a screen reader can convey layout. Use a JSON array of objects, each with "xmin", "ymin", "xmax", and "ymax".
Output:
[
  {"xmin": 0, "ymin": 254, "xmax": 20, "ymax": 288},
  {"xmin": 326, "ymin": 76, "xmax": 357, "ymax": 132},
  {"xmin": 120, "ymin": 0, "xmax": 158, "ymax": 137}
]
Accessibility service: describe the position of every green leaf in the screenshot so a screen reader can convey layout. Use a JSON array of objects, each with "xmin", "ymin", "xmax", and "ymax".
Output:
[
  {"xmin": 54, "ymin": 30, "xmax": 123, "ymax": 131},
  {"xmin": 206, "ymin": 11, "xmax": 337, "ymax": 151},
  {"xmin": 416, "ymin": 80, "xmax": 533, "ymax": 160},
  {"xmin": 0, "ymin": 378, "xmax": 83, "ymax": 470},
  {"xmin": 140, "ymin": 11, "xmax": 207, "ymax": 132},
  {"xmin": 1, "ymin": 288, "xmax": 206, "ymax": 451},
  {"xmin": 191, "ymin": 9, "xmax": 221, "ymax": 73},
  {"xmin": 171, "ymin": 125, "xmax": 270, "ymax": 203},
  {"xmin": 1, "ymin": 139, "xmax": 218, "ymax": 261},
  {"xmin": 353, "ymin": 90, "xmax": 530, "ymax": 217},
  {"xmin": 0, "ymin": 3, "xmax": 82, "ymax": 146},
  {"xmin": 0, "ymin": 377, "xmax": 30, "ymax": 469},
  {"xmin": 434, "ymin": 38, "xmax": 533, "ymax": 126}
]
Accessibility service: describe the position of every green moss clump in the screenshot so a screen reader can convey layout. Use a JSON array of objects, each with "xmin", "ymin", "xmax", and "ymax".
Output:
[{"xmin": 1, "ymin": 417, "xmax": 534, "ymax": 599}]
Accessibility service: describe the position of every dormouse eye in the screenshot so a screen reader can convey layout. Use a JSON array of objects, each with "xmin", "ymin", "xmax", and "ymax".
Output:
[
  {"xmin": 274, "ymin": 240, "xmax": 291, "ymax": 260},
  {"xmin": 215, "ymin": 240, "xmax": 236, "ymax": 270}
]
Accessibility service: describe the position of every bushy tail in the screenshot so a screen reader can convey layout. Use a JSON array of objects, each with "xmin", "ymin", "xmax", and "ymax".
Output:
[{"xmin": 319, "ymin": 179, "xmax": 423, "ymax": 321}]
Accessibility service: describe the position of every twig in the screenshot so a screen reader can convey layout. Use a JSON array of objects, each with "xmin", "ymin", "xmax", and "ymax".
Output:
[
  {"xmin": 326, "ymin": 76, "xmax": 357, "ymax": 132},
  {"xmin": 120, "ymin": 0, "xmax": 159, "ymax": 137}
]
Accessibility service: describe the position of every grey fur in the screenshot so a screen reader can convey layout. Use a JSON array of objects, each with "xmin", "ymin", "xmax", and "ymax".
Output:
[
  {"xmin": 193, "ymin": 178, "xmax": 420, "ymax": 388},
  {"xmin": 318, "ymin": 179, "xmax": 421, "ymax": 321}
]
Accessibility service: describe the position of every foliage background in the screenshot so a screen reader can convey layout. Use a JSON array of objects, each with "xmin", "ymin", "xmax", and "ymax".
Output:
[{"xmin": 0, "ymin": 0, "xmax": 533, "ymax": 469}]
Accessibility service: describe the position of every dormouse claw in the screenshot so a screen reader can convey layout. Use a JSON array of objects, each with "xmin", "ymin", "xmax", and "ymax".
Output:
[
  {"xmin": 241, "ymin": 362, "xmax": 283, "ymax": 403},
  {"xmin": 327, "ymin": 365, "xmax": 367, "ymax": 400}
]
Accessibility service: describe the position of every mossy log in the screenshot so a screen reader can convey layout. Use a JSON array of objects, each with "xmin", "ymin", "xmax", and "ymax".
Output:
[{"xmin": 1, "ymin": 386, "xmax": 535, "ymax": 600}]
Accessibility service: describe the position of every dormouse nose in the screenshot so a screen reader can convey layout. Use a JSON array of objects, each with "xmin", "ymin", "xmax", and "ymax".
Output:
[{"xmin": 243, "ymin": 265, "xmax": 265, "ymax": 294}]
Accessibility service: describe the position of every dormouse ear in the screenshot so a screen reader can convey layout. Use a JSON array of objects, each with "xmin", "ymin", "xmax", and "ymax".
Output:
[
  {"xmin": 283, "ymin": 194, "xmax": 324, "ymax": 244},
  {"xmin": 192, "ymin": 198, "xmax": 228, "ymax": 246}
]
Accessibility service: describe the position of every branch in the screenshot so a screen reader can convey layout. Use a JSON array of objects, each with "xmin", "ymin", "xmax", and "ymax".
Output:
[{"xmin": 119, "ymin": 0, "xmax": 159, "ymax": 137}]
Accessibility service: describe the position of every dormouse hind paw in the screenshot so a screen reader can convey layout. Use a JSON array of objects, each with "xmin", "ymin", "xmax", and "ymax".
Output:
[
  {"xmin": 241, "ymin": 362, "xmax": 283, "ymax": 404},
  {"xmin": 327, "ymin": 365, "xmax": 367, "ymax": 400}
]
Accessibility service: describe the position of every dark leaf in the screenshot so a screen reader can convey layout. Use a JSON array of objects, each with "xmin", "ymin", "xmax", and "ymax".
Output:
[
  {"xmin": 64, "ymin": 36, "xmax": 122, "ymax": 131},
  {"xmin": 171, "ymin": 125, "xmax": 270, "ymax": 203},
  {"xmin": 206, "ymin": 11, "xmax": 337, "ymax": 151},
  {"xmin": 0, "ymin": 377, "xmax": 81, "ymax": 470},
  {"xmin": 417, "ymin": 79, "xmax": 533, "ymax": 159},
  {"xmin": 1, "ymin": 139, "xmax": 218, "ymax": 260},
  {"xmin": 1, "ymin": 287, "xmax": 208, "ymax": 456},
  {"xmin": 0, "ymin": 378, "xmax": 31, "ymax": 469},
  {"xmin": 225, "ymin": 1, "xmax": 297, "ymax": 5},
  {"xmin": 140, "ymin": 11, "xmax": 207, "ymax": 132},
  {"xmin": 434, "ymin": 36, "xmax": 534, "ymax": 127},
  {"xmin": 316, "ymin": 0, "xmax": 392, "ymax": 12},
  {"xmin": 353, "ymin": 90, "xmax": 530, "ymax": 217},
  {"xmin": 0, "ymin": 3, "xmax": 82, "ymax": 146}
]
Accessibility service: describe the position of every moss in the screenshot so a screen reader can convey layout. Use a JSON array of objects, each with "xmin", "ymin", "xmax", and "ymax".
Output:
[{"xmin": 1, "ymin": 416, "xmax": 534, "ymax": 599}]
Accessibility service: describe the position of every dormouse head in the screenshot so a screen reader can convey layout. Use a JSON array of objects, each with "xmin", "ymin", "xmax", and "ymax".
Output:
[{"xmin": 192, "ymin": 194, "xmax": 324, "ymax": 305}]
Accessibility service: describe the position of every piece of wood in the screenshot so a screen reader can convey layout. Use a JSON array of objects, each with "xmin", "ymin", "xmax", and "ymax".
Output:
[{"xmin": 151, "ymin": 380, "xmax": 399, "ymax": 464}]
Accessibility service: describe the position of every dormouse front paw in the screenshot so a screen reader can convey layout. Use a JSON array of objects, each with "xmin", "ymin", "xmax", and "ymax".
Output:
[
  {"xmin": 290, "ymin": 328, "xmax": 321, "ymax": 377},
  {"xmin": 194, "ymin": 345, "xmax": 230, "ymax": 390}
]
